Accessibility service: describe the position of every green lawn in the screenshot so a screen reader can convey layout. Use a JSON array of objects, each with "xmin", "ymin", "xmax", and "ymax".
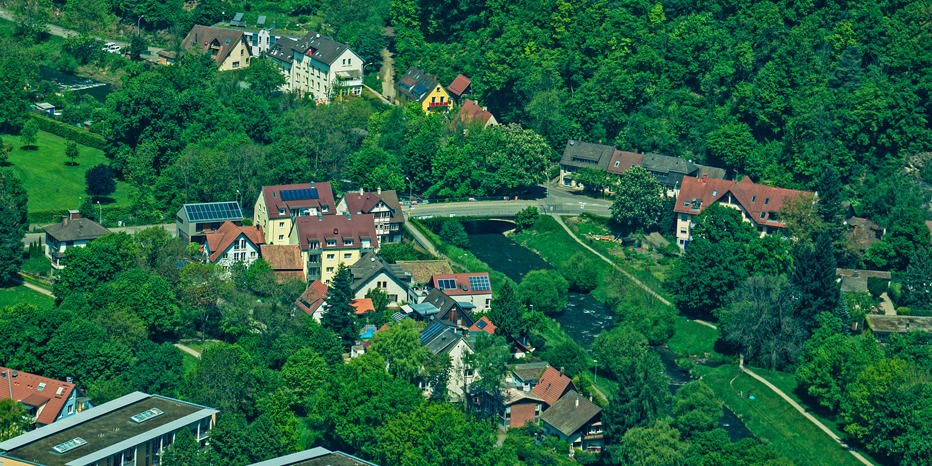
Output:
[
  {"xmin": 182, "ymin": 340, "xmax": 222, "ymax": 354},
  {"xmin": 667, "ymin": 316, "xmax": 732, "ymax": 362},
  {"xmin": 180, "ymin": 351, "xmax": 198, "ymax": 374},
  {"xmin": 699, "ymin": 364, "xmax": 866, "ymax": 466},
  {"xmin": 3, "ymin": 130, "xmax": 130, "ymax": 213},
  {"xmin": 0, "ymin": 282, "xmax": 55, "ymax": 308}
]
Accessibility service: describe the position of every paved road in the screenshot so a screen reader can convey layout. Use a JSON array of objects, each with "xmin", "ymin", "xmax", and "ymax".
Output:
[
  {"xmin": 0, "ymin": 9, "xmax": 163, "ymax": 58},
  {"xmin": 403, "ymin": 222, "xmax": 440, "ymax": 256},
  {"xmin": 738, "ymin": 356, "xmax": 873, "ymax": 466},
  {"xmin": 379, "ymin": 48, "xmax": 395, "ymax": 102}
]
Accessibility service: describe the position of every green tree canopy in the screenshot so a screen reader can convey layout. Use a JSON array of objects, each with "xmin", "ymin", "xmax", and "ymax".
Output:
[
  {"xmin": 0, "ymin": 170, "xmax": 28, "ymax": 281},
  {"xmin": 518, "ymin": 269, "xmax": 569, "ymax": 315},
  {"xmin": 321, "ymin": 263, "xmax": 359, "ymax": 349},
  {"xmin": 370, "ymin": 319, "xmax": 429, "ymax": 383},
  {"xmin": 671, "ymin": 381, "xmax": 722, "ymax": 437},
  {"xmin": 610, "ymin": 165, "xmax": 663, "ymax": 232}
]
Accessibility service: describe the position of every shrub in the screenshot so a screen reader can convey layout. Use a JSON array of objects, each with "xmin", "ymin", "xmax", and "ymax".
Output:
[
  {"xmin": 28, "ymin": 114, "xmax": 106, "ymax": 150},
  {"xmin": 867, "ymin": 276, "xmax": 888, "ymax": 298},
  {"xmin": 897, "ymin": 307, "xmax": 911, "ymax": 316},
  {"xmin": 438, "ymin": 220, "xmax": 469, "ymax": 249}
]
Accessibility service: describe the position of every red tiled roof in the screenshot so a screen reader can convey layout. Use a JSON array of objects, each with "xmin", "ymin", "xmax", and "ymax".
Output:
[
  {"xmin": 352, "ymin": 298, "xmax": 375, "ymax": 314},
  {"xmin": 468, "ymin": 316, "xmax": 497, "ymax": 335},
  {"xmin": 262, "ymin": 182, "xmax": 335, "ymax": 220},
  {"xmin": 205, "ymin": 221, "xmax": 265, "ymax": 262},
  {"xmin": 674, "ymin": 176, "xmax": 810, "ymax": 228},
  {"xmin": 342, "ymin": 190, "xmax": 404, "ymax": 224},
  {"xmin": 606, "ymin": 150, "xmax": 645, "ymax": 175},
  {"xmin": 447, "ymin": 74, "xmax": 471, "ymax": 96},
  {"xmin": 0, "ymin": 367, "xmax": 78, "ymax": 425},
  {"xmin": 294, "ymin": 213, "xmax": 379, "ymax": 251},
  {"xmin": 274, "ymin": 270, "xmax": 307, "ymax": 283},
  {"xmin": 531, "ymin": 366, "xmax": 576, "ymax": 406},
  {"xmin": 296, "ymin": 280, "xmax": 328, "ymax": 315},
  {"xmin": 430, "ymin": 272, "xmax": 492, "ymax": 296},
  {"xmin": 456, "ymin": 100, "xmax": 495, "ymax": 126},
  {"xmin": 260, "ymin": 245, "xmax": 303, "ymax": 270}
]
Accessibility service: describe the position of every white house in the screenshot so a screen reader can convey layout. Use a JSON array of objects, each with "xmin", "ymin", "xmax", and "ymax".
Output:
[
  {"xmin": 429, "ymin": 272, "xmax": 493, "ymax": 310},
  {"xmin": 349, "ymin": 251, "xmax": 415, "ymax": 306},
  {"xmin": 203, "ymin": 221, "xmax": 265, "ymax": 268},
  {"xmin": 43, "ymin": 210, "xmax": 110, "ymax": 269},
  {"xmin": 265, "ymin": 31, "xmax": 364, "ymax": 101},
  {"xmin": 419, "ymin": 323, "xmax": 477, "ymax": 400}
]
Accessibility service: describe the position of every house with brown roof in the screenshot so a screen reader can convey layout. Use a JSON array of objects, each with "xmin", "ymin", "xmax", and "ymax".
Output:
[
  {"xmin": 430, "ymin": 272, "xmax": 493, "ymax": 310},
  {"xmin": 531, "ymin": 365, "xmax": 577, "ymax": 407},
  {"xmin": 446, "ymin": 74, "xmax": 472, "ymax": 103},
  {"xmin": 291, "ymin": 213, "xmax": 378, "ymax": 284},
  {"xmin": 417, "ymin": 288, "xmax": 476, "ymax": 329},
  {"xmin": 264, "ymin": 31, "xmax": 364, "ymax": 101},
  {"xmin": 396, "ymin": 260, "xmax": 453, "ymax": 286},
  {"xmin": 394, "ymin": 66, "xmax": 452, "ymax": 113},
  {"xmin": 295, "ymin": 280, "xmax": 328, "ymax": 320},
  {"xmin": 254, "ymin": 182, "xmax": 335, "ymax": 246},
  {"xmin": 181, "ymin": 25, "xmax": 254, "ymax": 71},
  {"xmin": 453, "ymin": 100, "xmax": 498, "ymax": 129},
  {"xmin": 259, "ymin": 245, "xmax": 306, "ymax": 283},
  {"xmin": 866, "ymin": 315, "xmax": 932, "ymax": 343},
  {"xmin": 468, "ymin": 386, "xmax": 544, "ymax": 432},
  {"xmin": 43, "ymin": 211, "xmax": 110, "ymax": 269},
  {"xmin": 673, "ymin": 175, "xmax": 811, "ymax": 249},
  {"xmin": 0, "ymin": 368, "xmax": 92, "ymax": 427},
  {"xmin": 836, "ymin": 269, "xmax": 891, "ymax": 293},
  {"xmin": 540, "ymin": 392, "xmax": 604, "ymax": 452},
  {"xmin": 203, "ymin": 221, "xmax": 264, "ymax": 268},
  {"xmin": 337, "ymin": 188, "xmax": 405, "ymax": 244}
]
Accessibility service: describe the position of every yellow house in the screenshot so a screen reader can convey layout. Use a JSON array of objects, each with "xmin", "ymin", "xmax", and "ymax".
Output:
[
  {"xmin": 291, "ymin": 213, "xmax": 379, "ymax": 283},
  {"xmin": 254, "ymin": 182, "xmax": 336, "ymax": 246},
  {"xmin": 181, "ymin": 25, "xmax": 254, "ymax": 71},
  {"xmin": 394, "ymin": 66, "xmax": 452, "ymax": 113}
]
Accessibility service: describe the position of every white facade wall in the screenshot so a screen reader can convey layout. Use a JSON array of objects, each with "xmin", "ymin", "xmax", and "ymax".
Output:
[{"xmin": 211, "ymin": 235, "xmax": 261, "ymax": 268}]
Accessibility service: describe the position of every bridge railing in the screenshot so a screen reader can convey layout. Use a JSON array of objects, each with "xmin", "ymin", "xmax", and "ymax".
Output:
[{"xmin": 404, "ymin": 195, "xmax": 521, "ymax": 206}]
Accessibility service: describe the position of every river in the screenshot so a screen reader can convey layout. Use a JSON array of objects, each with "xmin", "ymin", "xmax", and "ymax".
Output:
[
  {"xmin": 39, "ymin": 66, "xmax": 114, "ymax": 103},
  {"xmin": 463, "ymin": 220, "xmax": 756, "ymax": 442}
]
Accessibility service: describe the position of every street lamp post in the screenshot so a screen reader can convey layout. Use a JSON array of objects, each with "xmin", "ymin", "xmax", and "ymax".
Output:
[
  {"xmin": 96, "ymin": 201, "xmax": 101, "ymax": 224},
  {"xmin": 405, "ymin": 177, "xmax": 412, "ymax": 204},
  {"xmin": 136, "ymin": 15, "xmax": 144, "ymax": 35},
  {"xmin": 593, "ymin": 359, "xmax": 598, "ymax": 384}
]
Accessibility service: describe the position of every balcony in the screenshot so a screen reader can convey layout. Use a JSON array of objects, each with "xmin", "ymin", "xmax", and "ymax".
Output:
[
  {"xmin": 583, "ymin": 433, "xmax": 604, "ymax": 440},
  {"xmin": 428, "ymin": 101, "xmax": 450, "ymax": 107}
]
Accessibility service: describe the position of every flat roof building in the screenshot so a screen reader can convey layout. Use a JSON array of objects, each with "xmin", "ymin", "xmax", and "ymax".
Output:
[
  {"xmin": 247, "ymin": 447, "xmax": 376, "ymax": 466},
  {"xmin": 0, "ymin": 392, "xmax": 217, "ymax": 466}
]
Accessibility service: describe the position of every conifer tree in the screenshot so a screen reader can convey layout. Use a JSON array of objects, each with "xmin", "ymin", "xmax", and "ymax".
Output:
[
  {"xmin": 603, "ymin": 351, "xmax": 671, "ymax": 444},
  {"xmin": 793, "ymin": 232, "xmax": 840, "ymax": 330},
  {"xmin": 322, "ymin": 263, "xmax": 359, "ymax": 350},
  {"xmin": 834, "ymin": 294, "xmax": 851, "ymax": 335},
  {"xmin": 903, "ymin": 248, "xmax": 932, "ymax": 309},
  {"xmin": 818, "ymin": 168, "xmax": 845, "ymax": 227},
  {"xmin": 488, "ymin": 280, "xmax": 527, "ymax": 338}
]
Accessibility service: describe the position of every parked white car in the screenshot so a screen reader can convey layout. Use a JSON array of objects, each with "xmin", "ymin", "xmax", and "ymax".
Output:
[{"xmin": 107, "ymin": 45, "xmax": 121, "ymax": 54}]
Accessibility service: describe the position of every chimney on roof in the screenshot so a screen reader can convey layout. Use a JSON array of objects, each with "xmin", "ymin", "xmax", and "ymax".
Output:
[
  {"xmin": 359, "ymin": 187, "xmax": 364, "ymax": 195},
  {"xmin": 347, "ymin": 212, "xmax": 351, "ymax": 220},
  {"xmin": 575, "ymin": 395, "xmax": 579, "ymax": 407},
  {"xmin": 67, "ymin": 377, "xmax": 73, "ymax": 383},
  {"xmin": 560, "ymin": 367, "xmax": 564, "ymax": 376},
  {"xmin": 311, "ymin": 181, "xmax": 315, "ymax": 188},
  {"xmin": 702, "ymin": 174, "xmax": 708, "ymax": 183},
  {"xmin": 62, "ymin": 216, "xmax": 68, "ymax": 227},
  {"xmin": 377, "ymin": 186, "xmax": 382, "ymax": 195}
]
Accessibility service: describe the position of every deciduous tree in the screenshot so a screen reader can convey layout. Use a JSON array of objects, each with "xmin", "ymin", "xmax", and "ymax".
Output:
[
  {"xmin": 603, "ymin": 351, "xmax": 671, "ymax": 442},
  {"xmin": 671, "ymin": 381, "xmax": 722, "ymax": 437},
  {"xmin": 610, "ymin": 166, "xmax": 663, "ymax": 232},
  {"xmin": 85, "ymin": 163, "xmax": 116, "ymax": 198},
  {"xmin": 0, "ymin": 398, "xmax": 29, "ymax": 441},
  {"xmin": 609, "ymin": 420, "xmax": 688, "ymax": 466},
  {"xmin": 19, "ymin": 119, "xmax": 38, "ymax": 149},
  {"xmin": 0, "ymin": 170, "xmax": 28, "ymax": 281},
  {"xmin": 370, "ymin": 319, "xmax": 429, "ymax": 383},
  {"xmin": 375, "ymin": 403, "xmax": 498, "ymax": 466},
  {"xmin": 518, "ymin": 269, "xmax": 569, "ymax": 315}
]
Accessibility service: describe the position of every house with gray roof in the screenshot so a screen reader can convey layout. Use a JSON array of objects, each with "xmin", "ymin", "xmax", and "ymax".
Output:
[
  {"xmin": 641, "ymin": 153, "xmax": 726, "ymax": 192},
  {"xmin": 349, "ymin": 251, "xmax": 415, "ymax": 306},
  {"xmin": 418, "ymin": 322, "xmax": 477, "ymax": 400},
  {"xmin": 264, "ymin": 30, "xmax": 363, "ymax": 101},
  {"xmin": 0, "ymin": 392, "xmax": 217, "ymax": 466},
  {"xmin": 246, "ymin": 447, "xmax": 377, "ymax": 466},
  {"xmin": 559, "ymin": 139, "xmax": 616, "ymax": 189},
  {"xmin": 43, "ymin": 211, "xmax": 110, "ymax": 269},
  {"xmin": 176, "ymin": 201, "xmax": 244, "ymax": 244},
  {"xmin": 540, "ymin": 391, "xmax": 604, "ymax": 453}
]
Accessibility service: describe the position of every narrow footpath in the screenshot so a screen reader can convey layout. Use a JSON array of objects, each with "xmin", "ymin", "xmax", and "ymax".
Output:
[
  {"xmin": 738, "ymin": 356, "xmax": 872, "ymax": 466},
  {"xmin": 10, "ymin": 278, "xmax": 54, "ymax": 298},
  {"xmin": 174, "ymin": 344, "xmax": 201, "ymax": 358},
  {"xmin": 549, "ymin": 214, "xmax": 672, "ymax": 306}
]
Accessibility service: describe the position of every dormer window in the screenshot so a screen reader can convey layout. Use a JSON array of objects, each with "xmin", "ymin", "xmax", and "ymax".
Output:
[
  {"xmin": 326, "ymin": 239, "xmax": 336, "ymax": 247},
  {"xmin": 760, "ymin": 212, "xmax": 766, "ymax": 220},
  {"xmin": 278, "ymin": 208, "xmax": 285, "ymax": 215},
  {"xmin": 344, "ymin": 239, "xmax": 354, "ymax": 246}
]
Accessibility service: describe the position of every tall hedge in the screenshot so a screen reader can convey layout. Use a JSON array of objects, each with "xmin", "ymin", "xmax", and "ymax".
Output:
[
  {"xmin": 28, "ymin": 114, "xmax": 106, "ymax": 150},
  {"xmin": 867, "ymin": 276, "xmax": 888, "ymax": 298}
]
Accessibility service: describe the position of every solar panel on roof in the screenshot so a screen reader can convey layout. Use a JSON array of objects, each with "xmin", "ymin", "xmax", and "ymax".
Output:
[
  {"xmin": 232, "ymin": 12, "xmax": 244, "ymax": 21},
  {"xmin": 437, "ymin": 278, "xmax": 456, "ymax": 290},
  {"xmin": 469, "ymin": 275, "xmax": 490, "ymax": 291},
  {"xmin": 411, "ymin": 84, "xmax": 428, "ymax": 96},
  {"xmin": 476, "ymin": 320, "xmax": 487, "ymax": 329},
  {"xmin": 280, "ymin": 188, "xmax": 319, "ymax": 201},
  {"xmin": 419, "ymin": 322, "xmax": 444, "ymax": 342},
  {"xmin": 184, "ymin": 202, "xmax": 243, "ymax": 222},
  {"xmin": 257, "ymin": 15, "xmax": 266, "ymax": 25}
]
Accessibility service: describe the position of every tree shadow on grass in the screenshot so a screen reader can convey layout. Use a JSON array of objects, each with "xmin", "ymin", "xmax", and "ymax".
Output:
[
  {"xmin": 65, "ymin": 161, "xmax": 80, "ymax": 167},
  {"xmin": 95, "ymin": 196, "xmax": 117, "ymax": 205}
]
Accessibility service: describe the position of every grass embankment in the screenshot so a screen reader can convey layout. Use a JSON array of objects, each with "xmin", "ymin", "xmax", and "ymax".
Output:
[
  {"xmin": 4, "ymin": 131, "xmax": 131, "ymax": 213},
  {"xmin": 699, "ymin": 364, "xmax": 867, "ymax": 466},
  {"xmin": 0, "ymin": 282, "xmax": 55, "ymax": 308},
  {"xmin": 558, "ymin": 214, "xmax": 674, "ymax": 301},
  {"xmin": 409, "ymin": 218, "xmax": 515, "ymax": 292},
  {"xmin": 666, "ymin": 317, "xmax": 732, "ymax": 362}
]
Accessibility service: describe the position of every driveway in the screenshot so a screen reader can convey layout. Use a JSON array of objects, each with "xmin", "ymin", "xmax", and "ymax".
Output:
[{"xmin": 379, "ymin": 47, "xmax": 395, "ymax": 102}]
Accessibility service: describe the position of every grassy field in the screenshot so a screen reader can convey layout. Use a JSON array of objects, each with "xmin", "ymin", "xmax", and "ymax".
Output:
[
  {"xmin": 699, "ymin": 364, "xmax": 867, "ymax": 466},
  {"xmin": 666, "ymin": 317, "xmax": 733, "ymax": 362},
  {"xmin": 0, "ymin": 282, "xmax": 55, "ymax": 308},
  {"xmin": 3, "ymin": 130, "xmax": 131, "ymax": 213},
  {"xmin": 21, "ymin": 255, "xmax": 52, "ymax": 276}
]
